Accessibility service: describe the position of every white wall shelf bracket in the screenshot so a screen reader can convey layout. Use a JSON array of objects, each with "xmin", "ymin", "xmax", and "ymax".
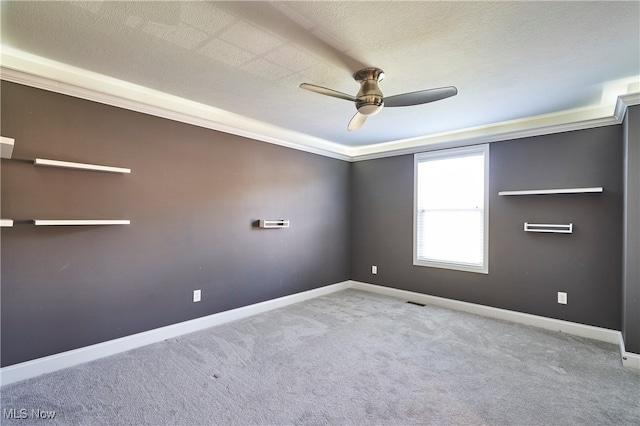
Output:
[
  {"xmin": 499, "ymin": 187, "xmax": 603, "ymax": 196},
  {"xmin": 1, "ymin": 136, "xmax": 15, "ymax": 159},
  {"xmin": 34, "ymin": 158, "xmax": 131, "ymax": 174},
  {"xmin": 33, "ymin": 220, "xmax": 130, "ymax": 226},
  {"xmin": 258, "ymin": 220, "xmax": 290, "ymax": 228},
  {"xmin": 524, "ymin": 222, "xmax": 573, "ymax": 234}
]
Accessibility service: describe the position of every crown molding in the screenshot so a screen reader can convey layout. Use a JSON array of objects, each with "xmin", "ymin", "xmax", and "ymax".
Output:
[
  {"xmin": 614, "ymin": 92, "xmax": 640, "ymax": 121},
  {"xmin": 0, "ymin": 47, "xmax": 351, "ymax": 161},
  {"xmin": 348, "ymin": 104, "xmax": 626, "ymax": 161},
  {"xmin": 1, "ymin": 47, "xmax": 637, "ymax": 162}
]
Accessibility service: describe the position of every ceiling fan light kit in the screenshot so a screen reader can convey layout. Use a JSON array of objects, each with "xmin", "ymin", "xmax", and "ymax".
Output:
[
  {"xmin": 353, "ymin": 67, "xmax": 385, "ymax": 116},
  {"xmin": 300, "ymin": 67, "xmax": 458, "ymax": 131}
]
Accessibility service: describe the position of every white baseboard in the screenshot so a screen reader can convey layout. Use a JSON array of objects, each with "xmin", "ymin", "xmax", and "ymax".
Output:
[
  {"xmin": 350, "ymin": 281, "xmax": 621, "ymax": 343},
  {"xmin": 622, "ymin": 353, "xmax": 640, "ymax": 370},
  {"xmin": 618, "ymin": 333, "xmax": 640, "ymax": 370},
  {"xmin": 350, "ymin": 281, "xmax": 638, "ymax": 371},
  {"xmin": 2, "ymin": 279, "xmax": 637, "ymax": 386},
  {"xmin": 0, "ymin": 281, "xmax": 350, "ymax": 386}
]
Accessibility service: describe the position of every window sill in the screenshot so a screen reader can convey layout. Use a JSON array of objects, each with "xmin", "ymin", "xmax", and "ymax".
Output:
[{"xmin": 413, "ymin": 259, "xmax": 488, "ymax": 274}]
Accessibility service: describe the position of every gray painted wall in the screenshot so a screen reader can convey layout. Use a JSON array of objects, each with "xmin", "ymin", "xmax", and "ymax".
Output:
[
  {"xmin": 352, "ymin": 127, "xmax": 623, "ymax": 330},
  {"xmin": 623, "ymin": 105, "xmax": 640, "ymax": 353},
  {"xmin": 0, "ymin": 82, "xmax": 351, "ymax": 366},
  {"xmin": 0, "ymin": 80, "xmax": 631, "ymax": 367}
]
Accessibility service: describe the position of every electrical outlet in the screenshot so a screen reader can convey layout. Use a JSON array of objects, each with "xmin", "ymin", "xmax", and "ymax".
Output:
[
  {"xmin": 557, "ymin": 292, "xmax": 567, "ymax": 305},
  {"xmin": 193, "ymin": 289, "xmax": 201, "ymax": 303},
  {"xmin": 372, "ymin": 265, "xmax": 378, "ymax": 274}
]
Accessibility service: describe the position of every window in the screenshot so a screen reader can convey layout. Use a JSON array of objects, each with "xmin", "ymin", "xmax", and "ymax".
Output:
[{"xmin": 414, "ymin": 144, "xmax": 489, "ymax": 274}]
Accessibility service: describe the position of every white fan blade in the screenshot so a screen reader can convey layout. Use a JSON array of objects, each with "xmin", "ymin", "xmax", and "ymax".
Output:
[
  {"xmin": 384, "ymin": 86, "xmax": 458, "ymax": 107},
  {"xmin": 348, "ymin": 112, "xmax": 368, "ymax": 131},
  {"xmin": 299, "ymin": 83, "xmax": 357, "ymax": 102}
]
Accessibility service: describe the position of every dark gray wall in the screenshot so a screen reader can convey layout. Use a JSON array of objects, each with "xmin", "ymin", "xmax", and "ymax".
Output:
[
  {"xmin": 352, "ymin": 127, "xmax": 623, "ymax": 330},
  {"xmin": 0, "ymin": 79, "xmax": 631, "ymax": 368},
  {"xmin": 622, "ymin": 105, "xmax": 640, "ymax": 353},
  {"xmin": 0, "ymin": 82, "xmax": 351, "ymax": 366}
]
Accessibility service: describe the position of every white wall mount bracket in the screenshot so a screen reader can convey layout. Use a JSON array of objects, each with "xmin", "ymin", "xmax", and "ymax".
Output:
[{"xmin": 524, "ymin": 222, "xmax": 573, "ymax": 233}]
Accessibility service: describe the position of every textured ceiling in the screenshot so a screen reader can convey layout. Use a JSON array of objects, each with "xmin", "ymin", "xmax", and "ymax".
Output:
[{"xmin": 1, "ymin": 1, "xmax": 639, "ymax": 148}]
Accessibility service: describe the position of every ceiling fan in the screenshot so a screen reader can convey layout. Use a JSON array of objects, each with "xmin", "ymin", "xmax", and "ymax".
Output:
[{"xmin": 300, "ymin": 68, "xmax": 457, "ymax": 131}]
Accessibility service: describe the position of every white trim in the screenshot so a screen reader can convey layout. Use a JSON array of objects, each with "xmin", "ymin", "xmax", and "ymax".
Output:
[
  {"xmin": 352, "ymin": 281, "xmax": 639, "ymax": 371},
  {"xmin": 619, "ymin": 334, "xmax": 640, "ymax": 370},
  {"xmin": 622, "ymin": 353, "xmax": 640, "ymax": 370},
  {"xmin": 1, "ymin": 219, "xmax": 14, "ymax": 227},
  {"xmin": 351, "ymin": 93, "xmax": 640, "ymax": 160},
  {"xmin": 614, "ymin": 93, "xmax": 640, "ymax": 121},
  {"xmin": 0, "ymin": 50, "xmax": 351, "ymax": 162},
  {"xmin": 2, "ymin": 279, "xmax": 637, "ymax": 385},
  {"xmin": 350, "ymin": 109, "xmax": 621, "ymax": 161},
  {"xmin": 34, "ymin": 158, "xmax": 130, "ymax": 174},
  {"xmin": 413, "ymin": 145, "xmax": 489, "ymax": 274},
  {"xmin": 0, "ymin": 281, "xmax": 350, "ymax": 386},
  {"xmin": 0, "ymin": 47, "xmax": 638, "ymax": 162},
  {"xmin": 350, "ymin": 281, "xmax": 622, "ymax": 344}
]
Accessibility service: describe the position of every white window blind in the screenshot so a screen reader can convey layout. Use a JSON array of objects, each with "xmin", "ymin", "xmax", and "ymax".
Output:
[{"xmin": 414, "ymin": 145, "xmax": 489, "ymax": 273}]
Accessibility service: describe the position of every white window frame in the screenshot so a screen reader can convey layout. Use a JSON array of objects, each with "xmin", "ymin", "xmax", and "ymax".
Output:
[{"xmin": 413, "ymin": 144, "xmax": 490, "ymax": 274}]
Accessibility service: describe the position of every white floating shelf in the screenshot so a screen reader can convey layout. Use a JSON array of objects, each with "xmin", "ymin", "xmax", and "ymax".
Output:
[
  {"xmin": 499, "ymin": 187, "xmax": 603, "ymax": 196},
  {"xmin": 1, "ymin": 219, "xmax": 14, "ymax": 227},
  {"xmin": 524, "ymin": 222, "xmax": 573, "ymax": 234},
  {"xmin": 33, "ymin": 220, "xmax": 130, "ymax": 226},
  {"xmin": 258, "ymin": 220, "xmax": 290, "ymax": 228},
  {"xmin": 1, "ymin": 136, "xmax": 15, "ymax": 159},
  {"xmin": 34, "ymin": 158, "xmax": 131, "ymax": 174}
]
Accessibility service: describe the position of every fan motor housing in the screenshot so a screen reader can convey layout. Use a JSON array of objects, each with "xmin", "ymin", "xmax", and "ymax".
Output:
[{"xmin": 354, "ymin": 68, "xmax": 385, "ymax": 116}]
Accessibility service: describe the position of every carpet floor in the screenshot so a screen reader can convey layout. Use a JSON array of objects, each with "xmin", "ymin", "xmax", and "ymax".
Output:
[{"xmin": 1, "ymin": 289, "xmax": 639, "ymax": 425}]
